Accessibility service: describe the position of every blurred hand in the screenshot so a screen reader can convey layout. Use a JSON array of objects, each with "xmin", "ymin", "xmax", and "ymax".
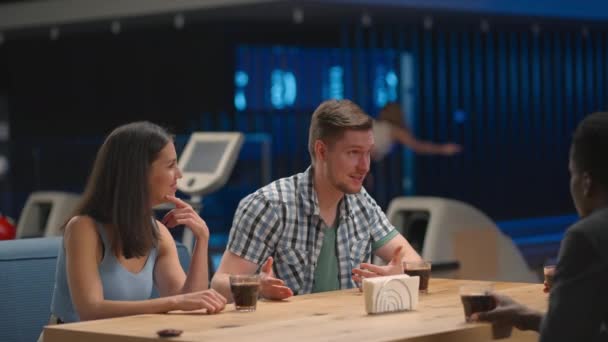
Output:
[
  {"xmin": 472, "ymin": 293, "xmax": 543, "ymax": 332},
  {"xmin": 442, "ymin": 143, "xmax": 462, "ymax": 155},
  {"xmin": 259, "ymin": 257, "xmax": 293, "ymax": 300},
  {"xmin": 162, "ymin": 195, "xmax": 209, "ymax": 241},
  {"xmin": 543, "ymin": 281, "xmax": 550, "ymax": 294},
  {"xmin": 175, "ymin": 289, "xmax": 227, "ymax": 314},
  {"xmin": 352, "ymin": 246, "xmax": 404, "ymax": 286}
]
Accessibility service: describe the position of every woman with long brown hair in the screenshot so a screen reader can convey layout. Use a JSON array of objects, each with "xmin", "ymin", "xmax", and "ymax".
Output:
[{"xmin": 42, "ymin": 122, "xmax": 225, "ymax": 337}]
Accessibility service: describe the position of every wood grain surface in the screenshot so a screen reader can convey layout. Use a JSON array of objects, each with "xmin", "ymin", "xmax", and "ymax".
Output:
[{"xmin": 44, "ymin": 278, "xmax": 547, "ymax": 342}]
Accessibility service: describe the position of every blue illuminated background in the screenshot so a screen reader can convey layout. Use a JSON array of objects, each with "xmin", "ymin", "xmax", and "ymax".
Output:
[
  {"xmin": 234, "ymin": 45, "xmax": 401, "ymax": 113},
  {"xmin": 7, "ymin": 15, "xmax": 606, "ymax": 271},
  {"xmin": 229, "ymin": 37, "xmax": 594, "ymax": 270},
  {"xmin": 232, "ymin": 45, "xmax": 410, "ymax": 222}
]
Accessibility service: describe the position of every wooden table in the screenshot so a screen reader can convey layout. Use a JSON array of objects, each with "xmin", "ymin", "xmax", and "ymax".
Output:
[{"xmin": 44, "ymin": 279, "xmax": 547, "ymax": 342}]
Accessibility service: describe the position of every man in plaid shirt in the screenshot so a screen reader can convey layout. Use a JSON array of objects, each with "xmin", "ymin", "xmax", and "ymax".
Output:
[{"xmin": 212, "ymin": 99, "xmax": 422, "ymax": 300}]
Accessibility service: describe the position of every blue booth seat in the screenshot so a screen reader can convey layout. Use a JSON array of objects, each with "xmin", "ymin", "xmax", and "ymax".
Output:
[{"xmin": 0, "ymin": 237, "xmax": 191, "ymax": 342}]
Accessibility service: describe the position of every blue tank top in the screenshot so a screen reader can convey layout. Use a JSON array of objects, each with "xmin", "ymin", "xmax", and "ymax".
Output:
[{"xmin": 50, "ymin": 220, "xmax": 157, "ymax": 322}]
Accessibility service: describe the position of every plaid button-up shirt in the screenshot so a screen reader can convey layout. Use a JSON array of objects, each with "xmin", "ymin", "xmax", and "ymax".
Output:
[{"xmin": 227, "ymin": 166, "xmax": 397, "ymax": 295}]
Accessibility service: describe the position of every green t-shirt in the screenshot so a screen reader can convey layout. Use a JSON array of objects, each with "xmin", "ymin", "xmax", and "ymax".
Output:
[
  {"xmin": 312, "ymin": 219, "xmax": 340, "ymax": 293},
  {"xmin": 312, "ymin": 216, "xmax": 399, "ymax": 293}
]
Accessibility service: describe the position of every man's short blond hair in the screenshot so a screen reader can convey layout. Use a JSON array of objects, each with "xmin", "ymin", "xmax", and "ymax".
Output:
[{"xmin": 308, "ymin": 99, "xmax": 373, "ymax": 165}]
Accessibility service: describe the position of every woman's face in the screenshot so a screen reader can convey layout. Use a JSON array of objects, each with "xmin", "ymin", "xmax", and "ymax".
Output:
[{"xmin": 148, "ymin": 142, "xmax": 182, "ymax": 206}]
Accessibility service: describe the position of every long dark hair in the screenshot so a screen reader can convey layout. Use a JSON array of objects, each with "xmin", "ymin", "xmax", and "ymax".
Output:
[{"xmin": 75, "ymin": 121, "xmax": 172, "ymax": 258}]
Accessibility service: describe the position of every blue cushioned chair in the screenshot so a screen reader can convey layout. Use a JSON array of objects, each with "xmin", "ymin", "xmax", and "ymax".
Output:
[{"xmin": 0, "ymin": 237, "xmax": 191, "ymax": 342}]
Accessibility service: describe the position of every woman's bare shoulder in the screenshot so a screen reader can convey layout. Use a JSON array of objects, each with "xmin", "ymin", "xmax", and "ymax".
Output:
[{"xmin": 64, "ymin": 215, "xmax": 99, "ymax": 243}]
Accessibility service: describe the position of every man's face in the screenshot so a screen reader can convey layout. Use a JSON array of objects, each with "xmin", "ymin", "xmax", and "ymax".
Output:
[
  {"xmin": 569, "ymin": 156, "xmax": 590, "ymax": 217},
  {"xmin": 322, "ymin": 129, "xmax": 374, "ymax": 194},
  {"xmin": 568, "ymin": 157, "xmax": 592, "ymax": 217}
]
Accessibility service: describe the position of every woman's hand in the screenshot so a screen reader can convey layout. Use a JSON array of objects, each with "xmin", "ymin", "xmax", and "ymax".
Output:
[
  {"xmin": 162, "ymin": 195, "xmax": 209, "ymax": 241},
  {"xmin": 173, "ymin": 289, "xmax": 227, "ymax": 314}
]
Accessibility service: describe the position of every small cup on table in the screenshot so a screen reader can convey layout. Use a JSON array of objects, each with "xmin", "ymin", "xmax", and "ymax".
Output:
[
  {"xmin": 403, "ymin": 260, "xmax": 432, "ymax": 294},
  {"xmin": 459, "ymin": 283, "xmax": 495, "ymax": 322},
  {"xmin": 229, "ymin": 274, "xmax": 261, "ymax": 312},
  {"xmin": 459, "ymin": 283, "xmax": 511, "ymax": 339},
  {"xmin": 543, "ymin": 265, "xmax": 556, "ymax": 292}
]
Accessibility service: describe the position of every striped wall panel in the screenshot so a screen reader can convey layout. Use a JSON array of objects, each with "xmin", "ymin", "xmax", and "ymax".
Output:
[{"xmin": 229, "ymin": 22, "xmax": 607, "ymax": 220}]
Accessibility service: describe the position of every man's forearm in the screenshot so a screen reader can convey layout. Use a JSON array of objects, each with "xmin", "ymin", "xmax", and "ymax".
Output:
[{"xmin": 210, "ymin": 273, "xmax": 234, "ymax": 303}]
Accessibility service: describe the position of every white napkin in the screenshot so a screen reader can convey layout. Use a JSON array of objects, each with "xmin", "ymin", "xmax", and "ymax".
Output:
[{"xmin": 363, "ymin": 274, "xmax": 419, "ymax": 314}]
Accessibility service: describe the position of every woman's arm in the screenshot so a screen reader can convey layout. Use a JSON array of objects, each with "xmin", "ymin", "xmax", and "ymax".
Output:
[
  {"xmin": 65, "ymin": 216, "xmax": 224, "ymax": 321},
  {"xmin": 155, "ymin": 195, "xmax": 211, "ymax": 295},
  {"xmin": 153, "ymin": 220, "xmax": 209, "ymax": 295},
  {"xmin": 391, "ymin": 126, "xmax": 461, "ymax": 155}
]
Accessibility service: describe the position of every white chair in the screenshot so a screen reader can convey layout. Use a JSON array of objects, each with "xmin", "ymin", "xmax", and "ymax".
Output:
[
  {"xmin": 16, "ymin": 191, "xmax": 81, "ymax": 238},
  {"xmin": 383, "ymin": 196, "xmax": 538, "ymax": 283}
]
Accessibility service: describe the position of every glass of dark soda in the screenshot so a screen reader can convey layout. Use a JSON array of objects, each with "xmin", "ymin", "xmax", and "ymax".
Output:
[
  {"xmin": 229, "ymin": 274, "xmax": 261, "ymax": 312},
  {"xmin": 459, "ymin": 283, "xmax": 496, "ymax": 323},
  {"xmin": 404, "ymin": 261, "xmax": 432, "ymax": 293}
]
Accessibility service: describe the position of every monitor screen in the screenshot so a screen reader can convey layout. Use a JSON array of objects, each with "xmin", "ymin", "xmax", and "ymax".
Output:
[{"xmin": 181, "ymin": 141, "xmax": 229, "ymax": 173}]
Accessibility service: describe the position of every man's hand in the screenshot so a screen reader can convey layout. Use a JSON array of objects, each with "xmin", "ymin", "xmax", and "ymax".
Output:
[
  {"xmin": 259, "ymin": 257, "xmax": 293, "ymax": 300},
  {"xmin": 472, "ymin": 293, "xmax": 543, "ymax": 332},
  {"xmin": 352, "ymin": 246, "xmax": 404, "ymax": 286}
]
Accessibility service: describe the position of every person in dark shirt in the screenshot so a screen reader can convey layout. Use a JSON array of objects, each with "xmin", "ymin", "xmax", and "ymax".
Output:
[{"xmin": 473, "ymin": 111, "xmax": 608, "ymax": 341}]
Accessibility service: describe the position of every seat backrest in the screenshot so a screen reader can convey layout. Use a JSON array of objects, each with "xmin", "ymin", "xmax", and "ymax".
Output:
[
  {"xmin": 0, "ymin": 237, "xmax": 191, "ymax": 342},
  {"xmin": 0, "ymin": 237, "xmax": 61, "ymax": 342},
  {"xmin": 175, "ymin": 241, "xmax": 192, "ymax": 272},
  {"xmin": 16, "ymin": 192, "xmax": 81, "ymax": 238}
]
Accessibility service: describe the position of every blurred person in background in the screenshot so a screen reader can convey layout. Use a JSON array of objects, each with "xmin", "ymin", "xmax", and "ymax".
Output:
[
  {"xmin": 366, "ymin": 102, "xmax": 461, "ymax": 190},
  {"xmin": 371, "ymin": 102, "xmax": 461, "ymax": 162}
]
